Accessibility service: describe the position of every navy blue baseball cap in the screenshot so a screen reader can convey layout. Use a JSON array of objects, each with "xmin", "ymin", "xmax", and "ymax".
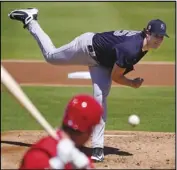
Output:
[{"xmin": 146, "ymin": 19, "xmax": 169, "ymax": 38}]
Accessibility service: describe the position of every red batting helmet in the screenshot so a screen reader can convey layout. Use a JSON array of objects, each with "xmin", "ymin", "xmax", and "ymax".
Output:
[{"xmin": 63, "ymin": 94, "xmax": 103, "ymax": 132}]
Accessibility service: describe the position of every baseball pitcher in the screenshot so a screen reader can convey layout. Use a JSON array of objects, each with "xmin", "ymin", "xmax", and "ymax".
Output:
[{"xmin": 8, "ymin": 8, "xmax": 169, "ymax": 162}]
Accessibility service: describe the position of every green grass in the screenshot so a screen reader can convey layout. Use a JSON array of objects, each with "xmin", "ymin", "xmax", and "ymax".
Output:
[
  {"xmin": 1, "ymin": 2, "xmax": 175, "ymax": 61},
  {"xmin": 1, "ymin": 86, "xmax": 175, "ymax": 132}
]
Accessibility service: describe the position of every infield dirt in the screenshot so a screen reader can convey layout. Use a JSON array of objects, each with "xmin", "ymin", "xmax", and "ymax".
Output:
[{"xmin": 1, "ymin": 61, "xmax": 175, "ymax": 169}]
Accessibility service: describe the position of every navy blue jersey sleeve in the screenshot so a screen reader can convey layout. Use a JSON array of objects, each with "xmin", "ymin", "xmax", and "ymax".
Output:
[
  {"xmin": 114, "ymin": 47, "xmax": 130, "ymax": 68},
  {"xmin": 123, "ymin": 66, "xmax": 134, "ymax": 75},
  {"xmin": 113, "ymin": 43, "xmax": 135, "ymax": 74},
  {"xmin": 114, "ymin": 43, "xmax": 135, "ymax": 67}
]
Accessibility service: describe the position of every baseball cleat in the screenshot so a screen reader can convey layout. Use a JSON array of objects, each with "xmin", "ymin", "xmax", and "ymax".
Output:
[
  {"xmin": 91, "ymin": 147, "xmax": 104, "ymax": 162},
  {"xmin": 8, "ymin": 8, "xmax": 38, "ymax": 28}
]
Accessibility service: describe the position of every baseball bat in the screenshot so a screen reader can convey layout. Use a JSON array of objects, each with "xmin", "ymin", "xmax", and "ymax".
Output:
[{"xmin": 1, "ymin": 65, "xmax": 58, "ymax": 140}]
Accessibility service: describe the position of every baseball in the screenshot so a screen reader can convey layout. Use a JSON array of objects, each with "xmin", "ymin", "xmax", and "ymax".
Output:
[{"xmin": 128, "ymin": 114, "xmax": 140, "ymax": 126}]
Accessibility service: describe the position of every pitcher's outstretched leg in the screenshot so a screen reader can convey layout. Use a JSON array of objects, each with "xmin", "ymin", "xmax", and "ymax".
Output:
[{"xmin": 8, "ymin": 8, "xmax": 97, "ymax": 66}]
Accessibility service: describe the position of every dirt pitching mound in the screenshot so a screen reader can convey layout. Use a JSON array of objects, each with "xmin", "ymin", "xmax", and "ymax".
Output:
[{"xmin": 1, "ymin": 130, "xmax": 175, "ymax": 169}]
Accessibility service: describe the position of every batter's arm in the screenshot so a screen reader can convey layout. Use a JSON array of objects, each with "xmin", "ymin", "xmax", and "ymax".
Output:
[{"xmin": 111, "ymin": 64, "xmax": 143, "ymax": 88}]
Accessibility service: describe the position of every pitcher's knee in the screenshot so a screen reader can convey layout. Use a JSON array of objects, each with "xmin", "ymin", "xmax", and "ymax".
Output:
[
  {"xmin": 93, "ymin": 90, "xmax": 109, "ymax": 104},
  {"xmin": 43, "ymin": 52, "xmax": 53, "ymax": 63},
  {"xmin": 94, "ymin": 92, "xmax": 103, "ymax": 105},
  {"xmin": 43, "ymin": 52, "xmax": 63, "ymax": 64}
]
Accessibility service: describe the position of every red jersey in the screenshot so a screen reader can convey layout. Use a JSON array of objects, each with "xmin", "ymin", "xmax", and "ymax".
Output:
[{"xmin": 19, "ymin": 130, "xmax": 93, "ymax": 169}]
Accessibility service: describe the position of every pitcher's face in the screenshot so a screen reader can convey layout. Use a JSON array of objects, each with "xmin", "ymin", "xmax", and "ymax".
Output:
[{"xmin": 147, "ymin": 33, "xmax": 164, "ymax": 49}]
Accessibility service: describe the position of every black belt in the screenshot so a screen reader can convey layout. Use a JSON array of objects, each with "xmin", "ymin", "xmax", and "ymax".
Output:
[{"xmin": 87, "ymin": 45, "xmax": 99, "ymax": 63}]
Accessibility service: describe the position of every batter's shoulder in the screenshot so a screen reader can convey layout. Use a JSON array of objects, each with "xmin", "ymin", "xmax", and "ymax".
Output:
[{"xmin": 32, "ymin": 135, "xmax": 57, "ymax": 152}]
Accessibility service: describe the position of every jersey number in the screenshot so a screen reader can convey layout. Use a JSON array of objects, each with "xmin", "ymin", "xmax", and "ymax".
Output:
[{"xmin": 113, "ymin": 30, "xmax": 140, "ymax": 37}]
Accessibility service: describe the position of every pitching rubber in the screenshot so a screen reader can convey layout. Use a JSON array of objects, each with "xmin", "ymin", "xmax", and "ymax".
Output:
[{"xmin": 68, "ymin": 71, "xmax": 91, "ymax": 79}]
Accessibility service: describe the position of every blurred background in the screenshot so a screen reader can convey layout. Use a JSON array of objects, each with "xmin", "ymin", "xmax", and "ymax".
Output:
[{"xmin": 1, "ymin": 1, "xmax": 175, "ymax": 61}]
